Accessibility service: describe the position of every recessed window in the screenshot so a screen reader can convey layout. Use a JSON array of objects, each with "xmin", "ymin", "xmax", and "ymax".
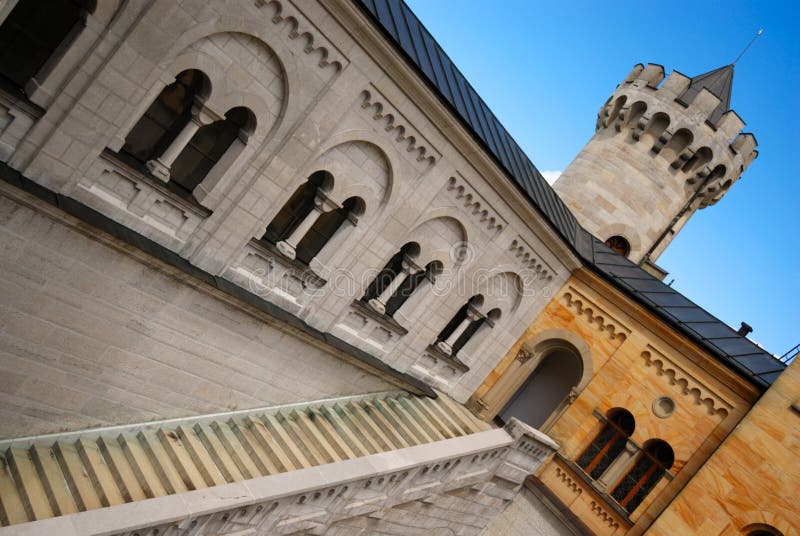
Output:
[{"xmin": 605, "ymin": 235, "xmax": 631, "ymax": 257}]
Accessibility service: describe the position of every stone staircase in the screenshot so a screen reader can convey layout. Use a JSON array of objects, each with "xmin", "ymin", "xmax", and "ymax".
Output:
[{"xmin": 0, "ymin": 391, "xmax": 490, "ymax": 529}]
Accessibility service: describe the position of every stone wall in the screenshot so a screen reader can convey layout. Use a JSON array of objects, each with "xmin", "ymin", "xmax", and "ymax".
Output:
[
  {"xmin": 468, "ymin": 268, "xmax": 761, "ymax": 535},
  {"xmin": 0, "ymin": 188, "xmax": 394, "ymax": 439},
  {"xmin": 648, "ymin": 358, "xmax": 800, "ymax": 535},
  {"xmin": 0, "ymin": 0, "xmax": 579, "ymax": 407}
]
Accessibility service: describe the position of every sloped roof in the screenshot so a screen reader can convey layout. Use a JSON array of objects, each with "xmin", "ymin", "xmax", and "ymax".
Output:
[
  {"xmin": 356, "ymin": 0, "xmax": 785, "ymax": 390},
  {"xmin": 356, "ymin": 0, "xmax": 583, "ymax": 251},
  {"xmin": 678, "ymin": 64, "xmax": 735, "ymax": 125}
]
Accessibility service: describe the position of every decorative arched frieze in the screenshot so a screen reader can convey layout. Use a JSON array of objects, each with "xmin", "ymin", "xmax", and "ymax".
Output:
[
  {"xmin": 361, "ymin": 86, "xmax": 441, "ymax": 166},
  {"xmin": 509, "ymin": 236, "xmax": 555, "ymax": 281},
  {"xmin": 555, "ymin": 466, "xmax": 582, "ymax": 496},
  {"xmin": 255, "ymin": 0, "xmax": 346, "ymax": 70},
  {"xmin": 444, "ymin": 175, "xmax": 506, "ymax": 236},
  {"xmin": 561, "ymin": 287, "xmax": 630, "ymax": 342},
  {"xmin": 590, "ymin": 500, "xmax": 621, "ymax": 530},
  {"xmin": 640, "ymin": 346, "xmax": 731, "ymax": 418}
]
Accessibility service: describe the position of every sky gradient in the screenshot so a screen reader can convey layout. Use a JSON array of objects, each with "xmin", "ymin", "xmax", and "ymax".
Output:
[{"xmin": 405, "ymin": 0, "xmax": 799, "ymax": 357}]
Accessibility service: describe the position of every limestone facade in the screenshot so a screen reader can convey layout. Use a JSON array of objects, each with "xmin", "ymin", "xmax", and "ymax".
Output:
[
  {"xmin": 0, "ymin": 0, "xmax": 578, "ymax": 425},
  {"xmin": 648, "ymin": 358, "xmax": 800, "ymax": 536},
  {"xmin": 469, "ymin": 268, "xmax": 763, "ymax": 535}
]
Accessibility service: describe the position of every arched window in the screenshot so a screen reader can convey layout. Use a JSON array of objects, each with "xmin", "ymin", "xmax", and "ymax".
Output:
[
  {"xmin": 743, "ymin": 524, "xmax": 784, "ymax": 536},
  {"xmin": 576, "ymin": 409, "xmax": 635, "ymax": 479},
  {"xmin": 361, "ymin": 243, "xmax": 441, "ymax": 318},
  {"xmin": 605, "ymin": 236, "xmax": 630, "ymax": 257},
  {"xmin": 295, "ymin": 196, "xmax": 364, "ymax": 266},
  {"xmin": 0, "ymin": 0, "xmax": 95, "ymax": 94},
  {"xmin": 385, "ymin": 261, "xmax": 442, "ymax": 317},
  {"xmin": 122, "ymin": 69, "xmax": 211, "ymax": 168},
  {"xmin": 611, "ymin": 439, "xmax": 674, "ymax": 513},
  {"xmin": 168, "ymin": 106, "xmax": 256, "ymax": 198},
  {"xmin": 263, "ymin": 171, "xmax": 332, "ymax": 247},
  {"xmin": 362, "ymin": 242, "xmax": 420, "ymax": 304},
  {"xmin": 435, "ymin": 295, "xmax": 499, "ymax": 357}
]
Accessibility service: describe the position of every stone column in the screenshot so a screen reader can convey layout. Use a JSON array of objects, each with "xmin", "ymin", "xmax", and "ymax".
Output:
[
  {"xmin": 277, "ymin": 195, "xmax": 327, "ymax": 260},
  {"xmin": 369, "ymin": 258, "xmax": 421, "ymax": 315},
  {"xmin": 147, "ymin": 101, "xmax": 212, "ymax": 182},
  {"xmin": 436, "ymin": 306, "xmax": 481, "ymax": 355},
  {"xmin": 596, "ymin": 439, "xmax": 639, "ymax": 492}
]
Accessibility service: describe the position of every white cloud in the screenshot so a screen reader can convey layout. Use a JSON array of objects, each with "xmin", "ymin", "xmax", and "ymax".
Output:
[{"xmin": 540, "ymin": 170, "xmax": 562, "ymax": 185}]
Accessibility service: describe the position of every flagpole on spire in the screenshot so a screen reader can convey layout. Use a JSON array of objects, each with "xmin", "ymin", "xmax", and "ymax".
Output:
[{"xmin": 733, "ymin": 29, "xmax": 764, "ymax": 65}]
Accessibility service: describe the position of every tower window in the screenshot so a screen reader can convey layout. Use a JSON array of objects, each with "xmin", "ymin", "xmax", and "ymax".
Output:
[{"xmin": 605, "ymin": 235, "xmax": 630, "ymax": 257}]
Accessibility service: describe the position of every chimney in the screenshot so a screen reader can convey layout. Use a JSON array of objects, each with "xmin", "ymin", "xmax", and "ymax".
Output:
[{"xmin": 737, "ymin": 322, "xmax": 753, "ymax": 337}]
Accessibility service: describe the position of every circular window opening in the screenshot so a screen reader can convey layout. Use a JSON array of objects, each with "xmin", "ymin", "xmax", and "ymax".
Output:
[
  {"xmin": 605, "ymin": 235, "xmax": 631, "ymax": 257},
  {"xmin": 652, "ymin": 396, "xmax": 676, "ymax": 419}
]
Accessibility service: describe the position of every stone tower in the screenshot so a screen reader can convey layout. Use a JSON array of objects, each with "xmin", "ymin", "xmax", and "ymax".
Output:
[{"xmin": 554, "ymin": 63, "xmax": 758, "ymax": 274}]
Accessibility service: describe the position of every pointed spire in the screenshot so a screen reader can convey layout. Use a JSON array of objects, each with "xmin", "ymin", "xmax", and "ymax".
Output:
[{"xmin": 678, "ymin": 64, "xmax": 734, "ymax": 125}]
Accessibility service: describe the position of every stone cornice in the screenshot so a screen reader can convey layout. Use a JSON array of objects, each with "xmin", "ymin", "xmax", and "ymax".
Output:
[
  {"xmin": 317, "ymin": 0, "xmax": 582, "ymax": 271},
  {"xmin": 572, "ymin": 268, "xmax": 761, "ymax": 402}
]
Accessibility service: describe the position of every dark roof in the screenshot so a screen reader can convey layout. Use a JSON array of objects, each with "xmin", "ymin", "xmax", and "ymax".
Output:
[
  {"xmin": 678, "ymin": 64, "xmax": 734, "ymax": 125},
  {"xmin": 356, "ymin": 0, "xmax": 583, "ymax": 251},
  {"xmin": 587, "ymin": 237, "xmax": 785, "ymax": 389},
  {"xmin": 355, "ymin": 0, "xmax": 784, "ymax": 390}
]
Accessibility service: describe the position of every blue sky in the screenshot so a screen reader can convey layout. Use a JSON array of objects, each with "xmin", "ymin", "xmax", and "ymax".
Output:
[{"xmin": 405, "ymin": 0, "xmax": 799, "ymax": 356}]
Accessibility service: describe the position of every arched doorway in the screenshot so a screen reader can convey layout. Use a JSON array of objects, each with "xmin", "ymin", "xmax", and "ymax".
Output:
[{"xmin": 497, "ymin": 345, "xmax": 583, "ymax": 428}]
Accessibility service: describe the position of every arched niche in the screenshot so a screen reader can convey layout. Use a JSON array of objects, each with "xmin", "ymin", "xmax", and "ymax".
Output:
[
  {"xmin": 496, "ymin": 341, "xmax": 584, "ymax": 429},
  {"xmin": 468, "ymin": 329, "xmax": 593, "ymax": 425}
]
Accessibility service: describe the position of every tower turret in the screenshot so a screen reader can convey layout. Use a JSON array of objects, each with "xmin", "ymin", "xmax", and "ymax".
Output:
[{"xmin": 554, "ymin": 63, "xmax": 758, "ymax": 272}]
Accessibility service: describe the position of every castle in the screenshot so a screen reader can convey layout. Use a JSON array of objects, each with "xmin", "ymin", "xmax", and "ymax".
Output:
[{"xmin": 0, "ymin": 0, "xmax": 795, "ymax": 535}]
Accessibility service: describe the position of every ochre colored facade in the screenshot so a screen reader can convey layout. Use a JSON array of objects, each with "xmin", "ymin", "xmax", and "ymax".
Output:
[
  {"xmin": 649, "ymin": 358, "xmax": 800, "ymax": 535},
  {"xmin": 469, "ymin": 268, "xmax": 765, "ymax": 535}
]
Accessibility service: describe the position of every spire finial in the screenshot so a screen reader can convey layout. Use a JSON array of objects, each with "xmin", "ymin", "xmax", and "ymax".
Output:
[{"xmin": 733, "ymin": 29, "xmax": 764, "ymax": 65}]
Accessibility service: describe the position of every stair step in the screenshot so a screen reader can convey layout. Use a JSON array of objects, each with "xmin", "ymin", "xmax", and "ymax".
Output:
[
  {"xmin": 138, "ymin": 431, "xmax": 189, "ymax": 494},
  {"xmin": 397, "ymin": 396, "xmax": 447, "ymax": 441},
  {"xmin": 0, "ymin": 454, "xmax": 28, "ymax": 525},
  {"xmin": 385, "ymin": 397, "xmax": 435, "ymax": 443},
  {"xmin": 319, "ymin": 405, "xmax": 369, "ymax": 457},
  {"xmin": 278, "ymin": 412, "xmax": 328, "ymax": 466},
  {"xmin": 157, "ymin": 429, "xmax": 206, "ymax": 491},
  {"xmin": 359, "ymin": 400, "xmax": 411, "ymax": 449},
  {"xmin": 53, "ymin": 442, "xmax": 102, "ymax": 512},
  {"xmin": 30, "ymin": 445, "xmax": 78, "ymax": 517},
  {"xmin": 7, "ymin": 448, "xmax": 55, "ymax": 521},
  {"xmin": 436, "ymin": 396, "xmax": 485, "ymax": 433},
  {"xmin": 76, "ymin": 439, "xmax": 125, "ymax": 507},
  {"xmin": 228, "ymin": 418, "xmax": 278, "ymax": 476},
  {"xmin": 210, "ymin": 421, "xmax": 262, "ymax": 480},
  {"xmin": 193, "ymin": 423, "xmax": 244, "ymax": 483},
  {"xmin": 119, "ymin": 434, "xmax": 169, "ymax": 498},
  {"xmin": 372, "ymin": 398, "xmax": 420, "ymax": 446},
  {"xmin": 0, "ymin": 391, "xmax": 488, "ymax": 528},
  {"xmin": 97, "ymin": 437, "xmax": 147, "ymax": 502},
  {"xmin": 333, "ymin": 404, "xmax": 383, "ymax": 454},
  {"xmin": 421, "ymin": 397, "xmax": 466, "ymax": 437},
  {"xmin": 261, "ymin": 414, "xmax": 312, "ymax": 469},
  {"xmin": 176, "ymin": 426, "xmax": 226, "ymax": 487},
  {"xmin": 243, "ymin": 416, "xmax": 296, "ymax": 473},
  {"xmin": 344, "ymin": 402, "xmax": 394, "ymax": 452}
]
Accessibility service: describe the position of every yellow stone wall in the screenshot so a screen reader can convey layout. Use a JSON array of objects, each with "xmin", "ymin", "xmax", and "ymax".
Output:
[
  {"xmin": 648, "ymin": 358, "xmax": 799, "ymax": 536},
  {"xmin": 470, "ymin": 269, "xmax": 762, "ymax": 535}
]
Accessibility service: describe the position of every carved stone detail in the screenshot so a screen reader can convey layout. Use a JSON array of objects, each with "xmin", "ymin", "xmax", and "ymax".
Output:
[
  {"xmin": 444, "ymin": 175, "xmax": 506, "ymax": 235},
  {"xmin": 515, "ymin": 347, "xmax": 534, "ymax": 364},
  {"xmin": 555, "ymin": 466, "xmax": 582, "ymax": 496},
  {"xmin": 361, "ymin": 86, "xmax": 441, "ymax": 165},
  {"xmin": 590, "ymin": 500, "xmax": 621, "ymax": 529},
  {"xmin": 561, "ymin": 287, "xmax": 630, "ymax": 342},
  {"xmin": 640, "ymin": 345, "xmax": 731, "ymax": 417},
  {"xmin": 509, "ymin": 236, "xmax": 554, "ymax": 280},
  {"xmin": 256, "ymin": 0, "xmax": 347, "ymax": 70}
]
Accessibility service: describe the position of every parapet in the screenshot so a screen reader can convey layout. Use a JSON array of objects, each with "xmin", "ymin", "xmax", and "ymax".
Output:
[{"xmin": 596, "ymin": 63, "xmax": 758, "ymax": 208}]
